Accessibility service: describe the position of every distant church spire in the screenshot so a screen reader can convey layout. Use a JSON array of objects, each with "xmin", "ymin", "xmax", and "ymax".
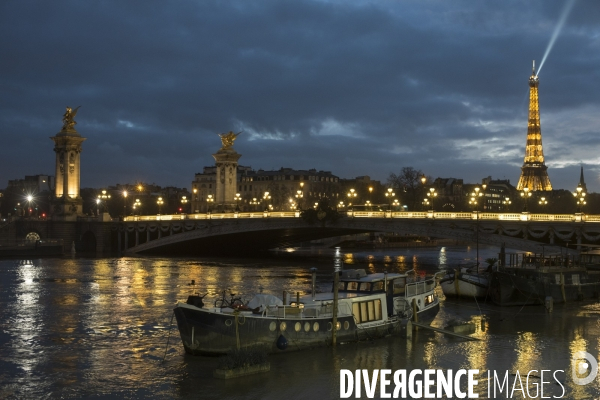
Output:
[{"xmin": 516, "ymin": 61, "xmax": 553, "ymax": 191}]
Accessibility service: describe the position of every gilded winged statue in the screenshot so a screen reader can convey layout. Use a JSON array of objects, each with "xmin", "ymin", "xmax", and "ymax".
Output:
[
  {"xmin": 62, "ymin": 106, "xmax": 81, "ymax": 131},
  {"xmin": 218, "ymin": 131, "xmax": 242, "ymax": 150}
]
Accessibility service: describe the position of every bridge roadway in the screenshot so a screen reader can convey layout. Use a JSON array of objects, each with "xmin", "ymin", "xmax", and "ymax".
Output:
[{"xmin": 118, "ymin": 210, "xmax": 600, "ymax": 256}]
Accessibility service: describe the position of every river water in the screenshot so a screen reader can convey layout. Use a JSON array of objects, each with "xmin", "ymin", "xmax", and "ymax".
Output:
[{"xmin": 1, "ymin": 245, "xmax": 600, "ymax": 399}]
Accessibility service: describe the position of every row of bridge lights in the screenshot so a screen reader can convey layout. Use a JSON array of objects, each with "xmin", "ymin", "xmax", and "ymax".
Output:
[{"xmin": 79, "ymin": 178, "xmax": 593, "ymax": 217}]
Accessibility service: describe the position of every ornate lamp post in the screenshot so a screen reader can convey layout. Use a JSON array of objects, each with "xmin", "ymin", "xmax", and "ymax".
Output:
[
  {"xmin": 181, "ymin": 196, "xmax": 188, "ymax": 213},
  {"xmin": 97, "ymin": 190, "xmax": 111, "ymax": 213},
  {"xmin": 133, "ymin": 199, "xmax": 142, "ymax": 215},
  {"xmin": 422, "ymin": 198, "xmax": 430, "ymax": 210},
  {"xmin": 156, "ymin": 196, "xmax": 164, "ymax": 215},
  {"xmin": 365, "ymin": 200, "xmax": 372, "ymax": 210},
  {"xmin": 393, "ymin": 198, "xmax": 400, "ymax": 210},
  {"xmin": 368, "ymin": 186, "xmax": 373, "ymax": 203},
  {"xmin": 503, "ymin": 197, "xmax": 512, "ymax": 212},
  {"xmin": 95, "ymin": 199, "xmax": 100, "ymax": 215},
  {"xmin": 385, "ymin": 188, "xmax": 395, "ymax": 210},
  {"xmin": 347, "ymin": 188, "xmax": 357, "ymax": 207},
  {"xmin": 123, "ymin": 190, "xmax": 128, "ymax": 217},
  {"xmin": 206, "ymin": 194, "xmax": 214, "ymax": 213},
  {"xmin": 338, "ymin": 201, "xmax": 344, "ymax": 210},
  {"xmin": 427, "ymin": 187, "xmax": 437, "ymax": 211},
  {"xmin": 250, "ymin": 197, "xmax": 259, "ymax": 211},
  {"xmin": 574, "ymin": 183, "xmax": 586, "ymax": 213},
  {"xmin": 135, "ymin": 198, "xmax": 142, "ymax": 214},
  {"xmin": 520, "ymin": 187, "xmax": 532, "ymax": 212},
  {"xmin": 263, "ymin": 191, "xmax": 271, "ymax": 211},
  {"xmin": 295, "ymin": 189, "xmax": 303, "ymax": 210},
  {"xmin": 234, "ymin": 193, "xmax": 241, "ymax": 211},
  {"xmin": 538, "ymin": 196, "xmax": 548, "ymax": 209}
]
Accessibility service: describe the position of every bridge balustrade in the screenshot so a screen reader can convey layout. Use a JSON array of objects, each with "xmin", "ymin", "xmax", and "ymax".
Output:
[{"xmin": 123, "ymin": 211, "xmax": 598, "ymax": 223}]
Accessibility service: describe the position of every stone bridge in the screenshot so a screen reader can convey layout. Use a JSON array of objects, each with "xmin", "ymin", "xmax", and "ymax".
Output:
[{"xmin": 117, "ymin": 210, "xmax": 600, "ymax": 256}]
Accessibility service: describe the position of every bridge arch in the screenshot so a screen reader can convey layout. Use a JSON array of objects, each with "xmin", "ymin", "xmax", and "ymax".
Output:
[{"xmin": 119, "ymin": 212, "xmax": 598, "ymax": 256}]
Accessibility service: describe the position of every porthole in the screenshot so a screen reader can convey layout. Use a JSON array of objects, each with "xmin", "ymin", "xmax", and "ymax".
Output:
[
  {"xmin": 225, "ymin": 319, "xmax": 233, "ymax": 327},
  {"xmin": 313, "ymin": 322, "xmax": 319, "ymax": 332},
  {"xmin": 304, "ymin": 322, "xmax": 310, "ymax": 332},
  {"xmin": 295, "ymin": 322, "xmax": 301, "ymax": 332},
  {"xmin": 269, "ymin": 322, "xmax": 276, "ymax": 331},
  {"xmin": 280, "ymin": 322, "xmax": 287, "ymax": 331},
  {"xmin": 327, "ymin": 322, "xmax": 333, "ymax": 331},
  {"xmin": 344, "ymin": 321, "xmax": 350, "ymax": 330}
]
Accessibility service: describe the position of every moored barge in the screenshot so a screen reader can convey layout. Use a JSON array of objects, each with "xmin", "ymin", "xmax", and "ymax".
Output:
[{"xmin": 173, "ymin": 268, "xmax": 439, "ymax": 355}]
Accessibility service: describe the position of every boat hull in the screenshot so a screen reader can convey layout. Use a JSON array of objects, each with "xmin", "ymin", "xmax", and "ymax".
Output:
[
  {"xmin": 440, "ymin": 275, "xmax": 488, "ymax": 299},
  {"xmin": 489, "ymin": 269, "xmax": 600, "ymax": 306}
]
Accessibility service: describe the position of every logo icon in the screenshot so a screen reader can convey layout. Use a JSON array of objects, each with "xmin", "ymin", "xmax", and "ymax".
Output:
[{"xmin": 572, "ymin": 351, "xmax": 598, "ymax": 386}]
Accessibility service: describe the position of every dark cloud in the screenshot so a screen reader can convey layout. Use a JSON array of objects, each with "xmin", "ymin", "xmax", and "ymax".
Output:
[{"xmin": 0, "ymin": 0, "xmax": 599, "ymax": 192}]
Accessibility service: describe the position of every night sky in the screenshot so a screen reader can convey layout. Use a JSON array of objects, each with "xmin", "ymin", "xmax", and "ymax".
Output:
[{"xmin": 1, "ymin": 1, "xmax": 599, "ymax": 191}]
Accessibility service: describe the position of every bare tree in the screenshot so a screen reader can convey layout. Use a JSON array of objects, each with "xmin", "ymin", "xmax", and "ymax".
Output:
[{"xmin": 387, "ymin": 167, "xmax": 426, "ymax": 211}]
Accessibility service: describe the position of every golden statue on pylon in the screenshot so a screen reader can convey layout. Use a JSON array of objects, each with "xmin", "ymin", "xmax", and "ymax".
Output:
[
  {"xmin": 218, "ymin": 131, "xmax": 241, "ymax": 150},
  {"xmin": 62, "ymin": 106, "xmax": 81, "ymax": 131}
]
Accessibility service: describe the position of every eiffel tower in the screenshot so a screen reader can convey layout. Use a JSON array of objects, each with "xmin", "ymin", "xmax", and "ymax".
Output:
[{"xmin": 516, "ymin": 61, "xmax": 553, "ymax": 191}]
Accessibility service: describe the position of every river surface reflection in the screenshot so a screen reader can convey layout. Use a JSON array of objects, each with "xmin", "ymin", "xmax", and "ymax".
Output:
[{"xmin": 1, "ymin": 245, "xmax": 599, "ymax": 399}]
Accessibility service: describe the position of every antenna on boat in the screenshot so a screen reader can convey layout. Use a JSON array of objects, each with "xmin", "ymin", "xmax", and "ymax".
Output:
[{"xmin": 310, "ymin": 267, "xmax": 318, "ymax": 300}]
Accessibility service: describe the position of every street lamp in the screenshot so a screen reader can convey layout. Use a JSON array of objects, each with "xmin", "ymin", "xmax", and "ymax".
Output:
[
  {"xmin": 95, "ymin": 199, "xmax": 100, "ymax": 215},
  {"xmin": 97, "ymin": 190, "xmax": 111, "ymax": 213},
  {"xmin": 574, "ymin": 183, "xmax": 586, "ymax": 213},
  {"xmin": 427, "ymin": 188, "xmax": 437, "ymax": 211},
  {"xmin": 295, "ymin": 188, "xmax": 303, "ymax": 210},
  {"xmin": 263, "ymin": 191, "xmax": 271, "ymax": 211},
  {"xmin": 181, "ymin": 196, "xmax": 188, "ymax": 213},
  {"xmin": 385, "ymin": 188, "xmax": 395, "ymax": 210},
  {"xmin": 520, "ymin": 187, "xmax": 532, "ymax": 212},
  {"xmin": 393, "ymin": 199, "xmax": 400, "ymax": 210},
  {"xmin": 368, "ymin": 186, "xmax": 373, "ymax": 202},
  {"xmin": 250, "ymin": 197, "xmax": 260, "ymax": 211},
  {"xmin": 503, "ymin": 197, "xmax": 512, "ymax": 212},
  {"xmin": 133, "ymin": 199, "xmax": 142, "ymax": 215},
  {"xmin": 538, "ymin": 197, "xmax": 548, "ymax": 209},
  {"xmin": 347, "ymin": 188, "xmax": 357, "ymax": 206},
  {"xmin": 422, "ymin": 198, "xmax": 430, "ymax": 210},
  {"xmin": 123, "ymin": 190, "xmax": 128, "ymax": 217},
  {"xmin": 365, "ymin": 200, "xmax": 372, "ymax": 210},
  {"xmin": 469, "ymin": 186, "xmax": 483, "ymax": 272},
  {"xmin": 157, "ymin": 196, "xmax": 164, "ymax": 215},
  {"xmin": 234, "ymin": 193, "xmax": 241, "ymax": 211},
  {"xmin": 206, "ymin": 194, "xmax": 214, "ymax": 213},
  {"xmin": 26, "ymin": 195, "xmax": 33, "ymax": 217}
]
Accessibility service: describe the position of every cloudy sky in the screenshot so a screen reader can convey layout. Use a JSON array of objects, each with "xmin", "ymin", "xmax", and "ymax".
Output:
[{"xmin": 1, "ymin": 0, "xmax": 599, "ymax": 192}]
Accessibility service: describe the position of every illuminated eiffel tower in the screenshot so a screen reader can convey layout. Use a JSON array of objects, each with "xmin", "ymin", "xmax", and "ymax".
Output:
[{"xmin": 516, "ymin": 61, "xmax": 553, "ymax": 191}]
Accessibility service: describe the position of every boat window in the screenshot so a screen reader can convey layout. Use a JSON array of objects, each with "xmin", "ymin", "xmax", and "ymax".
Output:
[
  {"xmin": 352, "ymin": 299, "xmax": 382, "ymax": 323},
  {"xmin": 346, "ymin": 282, "xmax": 359, "ymax": 291},
  {"xmin": 572, "ymin": 274, "xmax": 580, "ymax": 285},
  {"xmin": 338, "ymin": 282, "xmax": 345, "ymax": 291},
  {"xmin": 424, "ymin": 294, "xmax": 434, "ymax": 306},
  {"xmin": 360, "ymin": 283, "xmax": 371, "ymax": 291},
  {"xmin": 393, "ymin": 278, "xmax": 406, "ymax": 294}
]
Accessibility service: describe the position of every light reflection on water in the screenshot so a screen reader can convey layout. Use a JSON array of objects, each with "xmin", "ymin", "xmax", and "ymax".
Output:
[{"xmin": 0, "ymin": 246, "xmax": 599, "ymax": 399}]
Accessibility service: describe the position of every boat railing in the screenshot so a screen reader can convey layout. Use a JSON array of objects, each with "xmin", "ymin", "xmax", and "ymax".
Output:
[
  {"xmin": 405, "ymin": 279, "xmax": 435, "ymax": 297},
  {"xmin": 503, "ymin": 253, "xmax": 578, "ymax": 269}
]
